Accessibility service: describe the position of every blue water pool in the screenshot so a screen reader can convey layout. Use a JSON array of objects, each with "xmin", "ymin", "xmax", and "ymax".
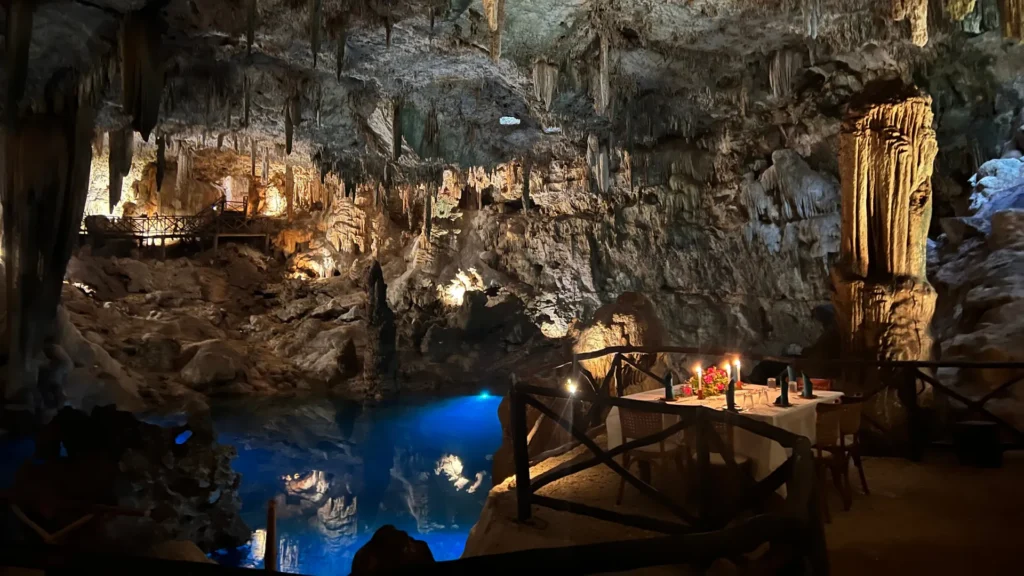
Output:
[{"xmin": 208, "ymin": 393, "xmax": 503, "ymax": 575}]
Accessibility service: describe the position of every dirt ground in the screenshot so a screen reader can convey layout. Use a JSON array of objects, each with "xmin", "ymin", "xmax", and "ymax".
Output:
[{"xmin": 465, "ymin": 438, "xmax": 1024, "ymax": 575}]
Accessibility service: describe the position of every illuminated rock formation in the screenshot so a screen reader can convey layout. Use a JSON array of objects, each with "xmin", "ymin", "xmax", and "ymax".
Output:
[
  {"xmin": 833, "ymin": 82, "xmax": 938, "ymax": 409},
  {"xmin": 364, "ymin": 260, "xmax": 396, "ymax": 399},
  {"xmin": 892, "ymin": 0, "xmax": 929, "ymax": 46},
  {"xmin": 482, "ymin": 0, "xmax": 505, "ymax": 62},
  {"xmin": 1001, "ymin": 0, "xmax": 1024, "ymax": 40}
]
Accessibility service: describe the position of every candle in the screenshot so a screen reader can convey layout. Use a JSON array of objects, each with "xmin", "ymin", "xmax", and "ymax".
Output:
[
  {"xmin": 725, "ymin": 362, "xmax": 736, "ymax": 412},
  {"xmin": 663, "ymin": 371, "xmax": 675, "ymax": 401},
  {"xmin": 694, "ymin": 364, "xmax": 703, "ymax": 400},
  {"xmin": 733, "ymin": 358, "xmax": 742, "ymax": 388}
]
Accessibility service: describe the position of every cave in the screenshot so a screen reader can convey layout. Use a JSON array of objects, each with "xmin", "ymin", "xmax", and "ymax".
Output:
[{"xmin": 2, "ymin": 1, "xmax": 1024, "ymax": 575}]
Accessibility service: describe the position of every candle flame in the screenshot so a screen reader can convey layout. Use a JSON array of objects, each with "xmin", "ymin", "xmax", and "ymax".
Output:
[{"xmin": 724, "ymin": 363, "xmax": 731, "ymax": 377}]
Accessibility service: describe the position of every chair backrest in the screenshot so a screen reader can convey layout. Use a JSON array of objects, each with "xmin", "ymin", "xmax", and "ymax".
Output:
[
  {"xmin": 815, "ymin": 403, "xmax": 843, "ymax": 447},
  {"xmin": 619, "ymin": 408, "xmax": 664, "ymax": 442},
  {"xmin": 810, "ymin": 378, "xmax": 832, "ymax": 391},
  {"xmin": 837, "ymin": 401, "xmax": 863, "ymax": 436}
]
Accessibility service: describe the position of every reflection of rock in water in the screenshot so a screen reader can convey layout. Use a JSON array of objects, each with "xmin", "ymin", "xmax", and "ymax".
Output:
[{"xmin": 317, "ymin": 495, "xmax": 358, "ymax": 540}]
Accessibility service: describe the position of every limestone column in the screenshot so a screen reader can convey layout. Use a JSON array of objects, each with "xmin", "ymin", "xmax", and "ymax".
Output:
[
  {"xmin": 832, "ymin": 82, "xmax": 938, "ymax": 431},
  {"xmin": 364, "ymin": 261, "xmax": 397, "ymax": 400}
]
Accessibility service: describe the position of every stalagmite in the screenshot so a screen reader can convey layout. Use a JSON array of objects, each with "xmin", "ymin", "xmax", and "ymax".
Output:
[
  {"xmin": 310, "ymin": 0, "xmax": 322, "ymax": 68},
  {"xmin": 892, "ymin": 0, "xmax": 929, "ymax": 46},
  {"xmin": 121, "ymin": 8, "xmax": 164, "ymax": 140},
  {"xmin": 285, "ymin": 98, "xmax": 294, "ymax": 155},
  {"xmin": 3, "ymin": 82, "xmax": 94, "ymax": 411},
  {"xmin": 832, "ymin": 82, "xmax": 937, "ymax": 426},
  {"xmin": 176, "ymin": 144, "xmax": 192, "ymax": 199},
  {"xmin": 285, "ymin": 164, "xmax": 294, "ymax": 221},
  {"xmin": 364, "ymin": 261, "xmax": 397, "ymax": 398},
  {"xmin": 156, "ymin": 134, "xmax": 166, "ymax": 191},
  {"xmin": 262, "ymin": 146, "xmax": 269, "ymax": 184},
  {"xmin": 1000, "ymin": 0, "xmax": 1024, "ymax": 40},
  {"xmin": 5, "ymin": 0, "xmax": 34, "ymax": 123},
  {"xmin": 107, "ymin": 127, "xmax": 133, "ymax": 213},
  {"xmin": 533, "ymin": 60, "xmax": 559, "ymax": 112},
  {"xmin": 769, "ymin": 50, "xmax": 803, "ymax": 99},
  {"xmin": 423, "ymin": 190, "xmax": 433, "ymax": 240},
  {"xmin": 392, "ymin": 100, "xmax": 403, "ymax": 161},
  {"xmin": 247, "ymin": 0, "xmax": 257, "ymax": 55},
  {"xmin": 482, "ymin": 0, "xmax": 505, "ymax": 62}
]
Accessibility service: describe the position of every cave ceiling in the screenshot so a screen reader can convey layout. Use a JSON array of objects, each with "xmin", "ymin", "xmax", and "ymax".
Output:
[{"xmin": 5, "ymin": 0, "xmax": 968, "ymax": 182}]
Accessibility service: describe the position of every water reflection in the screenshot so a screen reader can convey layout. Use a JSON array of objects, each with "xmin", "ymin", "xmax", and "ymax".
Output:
[{"xmin": 210, "ymin": 395, "xmax": 502, "ymax": 575}]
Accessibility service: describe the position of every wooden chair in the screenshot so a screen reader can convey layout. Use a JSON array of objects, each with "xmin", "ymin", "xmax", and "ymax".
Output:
[
  {"xmin": 838, "ymin": 397, "xmax": 870, "ymax": 497},
  {"xmin": 616, "ymin": 408, "xmax": 687, "ymax": 505},
  {"xmin": 813, "ymin": 403, "xmax": 845, "ymax": 522}
]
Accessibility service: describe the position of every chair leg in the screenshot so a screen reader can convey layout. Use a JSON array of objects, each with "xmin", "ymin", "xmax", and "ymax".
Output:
[
  {"xmin": 830, "ymin": 456, "xmax": 846, "ymax": 509},
  {"xmin": 616, "ymin": 453, "xmax": 631, "ymax": 505},
  {"xmin": 638, "ymin": 460, "xmax": 653, "ymax": 485},
  {"xmin": 816, "ymin": 460, "xmax": 831, "ymax": 524},
  {"xmin": 852, "ymin": 445, "xmax": 870, "ymax": 496}
]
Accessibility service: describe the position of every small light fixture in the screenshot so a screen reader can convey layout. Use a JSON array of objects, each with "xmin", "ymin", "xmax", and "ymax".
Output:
[
  {"xmin": 499, "ymin": 116, "xmax": 521, "ymax": 126},
  {"xmin": 566, "ymin": 378, "xmax": 578, "ymax": 395}
]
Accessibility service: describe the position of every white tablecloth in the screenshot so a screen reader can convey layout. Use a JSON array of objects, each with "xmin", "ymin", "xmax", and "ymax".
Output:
[{"xmin": 606, "ymin": 385, "xmax": 843, "ymax": 481}]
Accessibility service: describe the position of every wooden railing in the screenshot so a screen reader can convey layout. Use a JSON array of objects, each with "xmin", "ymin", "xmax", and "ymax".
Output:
[
  {"xmin": 539, "ymin": 346, "xmax": 1024, "ymax": 458},
  {"xmin": 508, "ymin": 378, "xmax": 828, "ymax": 573}
]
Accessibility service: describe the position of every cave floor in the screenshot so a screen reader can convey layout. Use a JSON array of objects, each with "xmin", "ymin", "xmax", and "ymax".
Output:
[{"xmin": 467, "ymin": 437, "xmax": 1024, "ymax": 575}]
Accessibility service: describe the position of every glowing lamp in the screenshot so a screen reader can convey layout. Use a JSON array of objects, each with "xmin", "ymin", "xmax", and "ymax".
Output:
[{"xmin": 566, "ymin": 379, "xmax": 578, "ymax": 395}]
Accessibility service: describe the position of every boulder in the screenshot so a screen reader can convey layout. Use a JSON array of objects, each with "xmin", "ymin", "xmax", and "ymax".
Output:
[
  {"xmin": 310, "ymin": 297, "xmax": 348, "ymax": 319},
  {"xmin": 180, "ymin": 340, "xmax": 246, "ymax": 387},
  {"xmin": 105, "ymin": 258, "xmax": 155, "ymax": 293},
  {"xmin": 939, "ymin": 216, "xmax": 990, "ymax": 247},
  {"xmin": 350, "ymin": 525, "xmax": 435, "ymax": 576},
  {"xmin": 56, "ymin": 307, "xmax": 144, "ymax": 411},
  {"xmin": 572, "ymin": 291, "xmax": 666, "ymax": 388},
  {"xmin": 139, "ymin": 333, "xmax": 182, "ymax": 372},
  {"xmin": 275, "ymin": 297, "xmax": 317, "ymax": 322},
  {"xmin": 989, "ymin": 209, "xmax": 1024, "ymax": 250}
]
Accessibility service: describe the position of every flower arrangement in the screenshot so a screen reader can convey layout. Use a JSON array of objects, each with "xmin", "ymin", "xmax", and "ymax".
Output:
[{"xmin": 682, "ymin": 365, "xmax": 730, "ymax": 398}]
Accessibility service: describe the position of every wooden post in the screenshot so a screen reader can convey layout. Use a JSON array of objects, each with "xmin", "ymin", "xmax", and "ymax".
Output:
[
  {"xmin": 694, "ymin": 409, "xmax": 712, "ymax": 528},
  {"xmin": 900, "ymin": 367, "xmax": 925, "ymax": 461},
  {"xmin": 510, "ymin": 375, "xmax": 532, "ymax": 522},
  {"xmin": 265, "ymin": 499, "xmax": 277, "ymax": 571}
]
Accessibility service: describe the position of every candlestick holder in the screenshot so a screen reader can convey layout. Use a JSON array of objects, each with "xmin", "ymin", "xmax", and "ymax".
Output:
[{"xmin": 774, "ymin": 371, "xmax": 792, "ymax": 407}]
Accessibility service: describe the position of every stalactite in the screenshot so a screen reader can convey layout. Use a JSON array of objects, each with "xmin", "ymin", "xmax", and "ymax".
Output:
[
  {"xmin": 801, "ymin": 0, "xmax": 822, "ymax": 39},
  {"xmin": 217, "ymin": 133, "xmax": 225, "ymax": 150},
  {"xmin": 586, "ymin": 134, "xmax": 610, "ymax": 193},
  {"xmin": 107, "ymin": 127, "xmax": 133, "ymax": 213},
  {"xmin": 5, "ymin": 0, "xmax": 34, "ymax": 124},
  {"xmin": 482, "ymin": 0, "xmax": 506, "ymax": 62},
  {"xmin": 833, "ymin": 81, "xmax": 937, "ymax": 400},
  {"xmin": 247, "ymin": 0, "xmax": 257, "ymax": 55},
  {"xmin": 392, "ymin": 100, "xmax": 403, "ymax": 161},
  {"xmin": 947, "ymin": 0, "xmax": 977, "ymax": 20},
  {"xmin": 310, "ymin": 0, "xmax": 322, "ymax": 68},
  {"xmin": 120, "ymin": 8, "xmax": 164, "ymax": 141},
  {"xmin": 892, "ymin": 0, "xmax": 929, "ymax": 46},
  {"xmin": 285, "ymin": 164, "xmax": 294, "ymax": 221},
  {"xmin": 385, "ymin": 13, "xmax": 393, "ymax": 48},
  {"xmin": 769, "ymin": 50, "xmax": 803, "ymax": 100},
  {"xmin": 533, "ymin": 60, "xmax": 559, "ymax": 112},
  {"xmin": 595, "ymin": 34, "xmax": 610, "ymax": 116},
  {"xmin": 423, "ymin": 105, "xmax": 439, "ymax": 158},
  {"xmin": 262, "ymin": 146, "xmax": 269, "ymax": 184},
  {"xmin": 156, "ymin": 133, "xmax": 166, "ymax": 191},
  {"xmin": 3, "ymin": 81, "xmax": 94, "ymax": 409},
  {"xmin": 250, "ymin": 139, "xmax": 257, "ymax": 177},
  {"xmin": 243, "ymin": 74, "xmax": 251, "ymax": 127},
  {"xmin": 1000, "ymin": 0, "xmax": 1024, "ymax": 40},
  {"xmin": 522, "ymin": 160, "xmax": 532, "ymax": 211},
  {"xmin": 336, "ymin": 29, "xmax": 347, "ymax": 81}
]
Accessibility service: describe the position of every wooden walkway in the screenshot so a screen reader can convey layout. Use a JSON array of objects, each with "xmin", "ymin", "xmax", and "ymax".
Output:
[{"xmin": 81, "ymin": 199, "xmax": 279, "ymax": 252}]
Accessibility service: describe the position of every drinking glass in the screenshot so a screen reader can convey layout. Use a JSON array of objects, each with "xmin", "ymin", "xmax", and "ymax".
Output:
[{"xmin": 768, "ymin": 378, "xmax": 777, "ymax": 390}]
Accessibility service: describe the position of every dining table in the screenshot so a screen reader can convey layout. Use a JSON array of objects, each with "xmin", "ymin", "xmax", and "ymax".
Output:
[{"xmin": 605, "ymin": 384, "xmax": 844, "ymax": 484}]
